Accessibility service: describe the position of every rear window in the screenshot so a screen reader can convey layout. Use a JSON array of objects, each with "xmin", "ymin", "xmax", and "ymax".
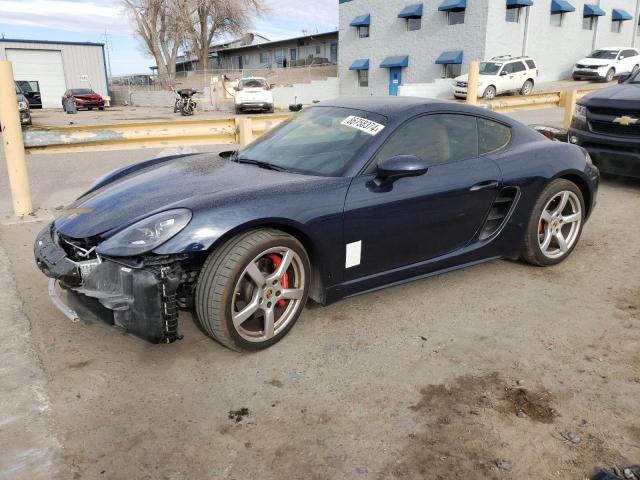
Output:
[
  {"xmin": 241, "ymin": 79, "xmax": 268, "ymax": 88},
  {"xmin": 525, "ymin": 59, "xmax": 536, "ymax": 69},
  {"xmin": 478, "ymin": 118, "xmax": 511, "ymax": 154}
]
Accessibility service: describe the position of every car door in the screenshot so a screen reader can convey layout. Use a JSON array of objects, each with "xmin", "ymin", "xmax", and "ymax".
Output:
[
  {"xmin": 497, "ymin": 62, "xmax": 516, "ymax": 93},
  {"xmin": 510, "ymin": 61, "xmax": 528, "ymax": 90},
  {"xmin": 342, "ymin": 113, "xmax": 502, "ymax": 281},
  {"xmin": 621, "ymin": 49, "xmax": 639, "ymax": 73}
]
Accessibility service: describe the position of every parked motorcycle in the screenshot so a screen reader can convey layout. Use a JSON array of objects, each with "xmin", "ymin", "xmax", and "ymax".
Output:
[{"xmin": 170, "ymin": 86, "xmax": 199, "ymax": 116}]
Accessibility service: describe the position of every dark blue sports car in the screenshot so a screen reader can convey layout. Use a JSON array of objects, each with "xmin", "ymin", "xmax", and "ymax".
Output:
[{"xmin": 34, "ymin": 97, "xmax": 599, "ymax": 351}]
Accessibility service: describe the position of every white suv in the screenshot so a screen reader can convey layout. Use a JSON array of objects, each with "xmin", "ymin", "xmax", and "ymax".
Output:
[
  {"xmin": 453, "ymin": 56, "xmax": 538, "ymax": 100},
  {"xmin": 572, "ymin": 47, "xmax": 640, "ymax": 82},
  {"xmin": 234, "ymin": 77, "xmax": 274, "ymax": 114}
]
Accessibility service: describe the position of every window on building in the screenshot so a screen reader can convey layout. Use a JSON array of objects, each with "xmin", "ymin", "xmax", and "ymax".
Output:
[
  {"xmin": 358, "ymin": 25, "xmax": 370, "ymax": 38},
  {"xmin": 611, "ymin": 20, "xmax": 622, "ymax": 33},
  {"xmin": 407, "ymin": 17, "xmax": 422, "ymax": 30},
  {"xmin": 478, "ymin": 118, "xmax": 512, "ymax": 154},
  {"xmin": 444, "ymin": 64, "xmax": 462, "ymax": 78},
  {"xmin": 583, "ymin": 16, "xmax": 596, "ymax": 30},
  {"xmin": 259, "ymin": 52, "xmax": 270, "ymax": 64},
  {"xmin": 243, "ymin": 55, "xmax": 250, "ymax": 66},
  {"xmin": 550, "ymin": 13, "xmax": 563, "ymax": 26},
  {"xmin": 448, "ymin": 11, "xmax": 465, "ymax": 25},
  {"xmin": 505, "ymin": 7, "xmax": 521, "ymax": 23},
  {"xmin": 357, "ymin": 69, "xmax": 369, "ymax": 87},
  {"xmin": 315, "ymin": 45, "xmax": 321, "ymax": 54},
  {"xmin": 369, "ymin": 114, "xmax": 479, "ymax": 169}
]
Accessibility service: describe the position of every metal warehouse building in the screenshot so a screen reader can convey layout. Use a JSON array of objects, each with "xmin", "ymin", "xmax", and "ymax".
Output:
[
  {"xmin": 339, "ymin": 0, "xmax": 640, "ymax": 96},
  {"xmin": 0, "ymin": 39, "xmax": 108, "ymax": 108}
]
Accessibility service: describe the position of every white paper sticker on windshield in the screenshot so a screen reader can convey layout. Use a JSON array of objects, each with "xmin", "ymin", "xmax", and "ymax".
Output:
[{"xmin": 341, "ymin": 116, "xmax": 385, "ymax": 136}]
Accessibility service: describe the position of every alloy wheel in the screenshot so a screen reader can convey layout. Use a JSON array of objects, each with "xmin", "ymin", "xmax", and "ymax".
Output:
[
  {"xmin": 231, "ymin": 247, "xmax": 305, "ymax": 342},
  {"xmin": 537, "ymin": 191, "xmax": 582, "ymax": 259}
]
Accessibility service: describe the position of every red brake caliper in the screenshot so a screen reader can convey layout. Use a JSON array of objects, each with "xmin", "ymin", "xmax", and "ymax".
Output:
[{"xmin": 268, "ymin": 254, "xmax": 289, "ymax": 308}]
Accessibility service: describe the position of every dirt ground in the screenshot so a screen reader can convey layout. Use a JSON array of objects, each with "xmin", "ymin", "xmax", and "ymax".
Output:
[{"xmin": 1, "ymin": 165, "xmax": 639, "ymax": 479}]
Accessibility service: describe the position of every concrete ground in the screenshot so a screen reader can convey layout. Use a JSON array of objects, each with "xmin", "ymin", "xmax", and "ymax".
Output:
[{"xmin": 1, "ymin": 109, "xmax": 639, "ymax": 480}]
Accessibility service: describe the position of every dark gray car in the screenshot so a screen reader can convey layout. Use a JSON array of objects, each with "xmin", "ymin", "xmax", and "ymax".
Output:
[{"xmin": 16, "ymin": 83, "xmax": 32, "ymax": 126}]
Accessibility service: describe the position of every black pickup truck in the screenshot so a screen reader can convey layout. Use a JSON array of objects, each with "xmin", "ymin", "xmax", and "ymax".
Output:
[{"xmin": 569, "ymin": 72, "xmax": 640, "ymax": 178}]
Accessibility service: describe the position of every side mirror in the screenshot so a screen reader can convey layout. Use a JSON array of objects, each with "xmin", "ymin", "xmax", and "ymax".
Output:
[
  {"xmin": 500, "ymin": 70, "xmax": 508, "ymax": 76},
  {"xmin": 374, "ymin": 155, "xmax": 428, "ymax": 187},
  {"xmin": 618, "ymin": 73, "xmax": 632, "ymax": 84}
]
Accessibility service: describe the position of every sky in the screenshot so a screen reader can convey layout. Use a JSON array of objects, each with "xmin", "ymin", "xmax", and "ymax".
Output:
[{"xmin": 0, "ymin": 0, "xmax": 338, "ymax": 75}]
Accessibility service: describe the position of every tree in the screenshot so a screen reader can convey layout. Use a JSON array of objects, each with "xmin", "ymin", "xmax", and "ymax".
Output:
[
  {"xmin": 186, "ymin": 0, "xmax": 266, "ymax": 71},
  {"xmin": 122, "ymin": 0, "xmax": 189, "ymax": 79}
]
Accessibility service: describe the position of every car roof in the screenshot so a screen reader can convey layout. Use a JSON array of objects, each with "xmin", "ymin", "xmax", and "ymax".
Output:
[{"xmin": 316, "ymin": 96, "xmax": 514, "ymax": 123}]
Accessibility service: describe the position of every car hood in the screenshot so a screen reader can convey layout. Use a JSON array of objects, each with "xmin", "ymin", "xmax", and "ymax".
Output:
[
  {"xmin": 54, "ymin": 153, "xmax": 324, "ymax": 239},
  {"xmin": 576, "ymin": 57, "xmax": 613, "ymax": 66},
  {"xmin": 581, "ymin": 83, "xmax": 640, "ymax": 106}
]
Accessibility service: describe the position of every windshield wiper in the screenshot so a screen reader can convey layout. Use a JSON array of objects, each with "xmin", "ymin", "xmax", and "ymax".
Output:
[{"xmin": 236, "ymin": 158, "xmax": 288, "ymax": 172}]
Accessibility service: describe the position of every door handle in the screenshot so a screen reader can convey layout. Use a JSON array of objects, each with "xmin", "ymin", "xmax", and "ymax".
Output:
[{"xmin": 470, "ymin": 180, "xmax": 499, "ymax": 191}]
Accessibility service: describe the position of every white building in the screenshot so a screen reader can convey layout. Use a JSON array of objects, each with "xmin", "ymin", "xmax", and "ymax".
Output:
[
  {"xmin": 339, "ymin": 0, "xmax": 640, "ymax": 96},
  {"xmin": 0, "ymin": 38, "xmax": 108, "ymax": 108}
]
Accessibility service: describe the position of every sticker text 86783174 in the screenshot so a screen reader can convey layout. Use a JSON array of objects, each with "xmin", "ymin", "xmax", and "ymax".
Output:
[{"xmin": 340, "ymin": 116, "xmax": 385, "ymax": 136}]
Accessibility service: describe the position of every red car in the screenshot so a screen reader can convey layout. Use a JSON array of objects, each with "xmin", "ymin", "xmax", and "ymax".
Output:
[{"xmin": 62, "ymin": 89, "xmax": 105, "ymax": 110}]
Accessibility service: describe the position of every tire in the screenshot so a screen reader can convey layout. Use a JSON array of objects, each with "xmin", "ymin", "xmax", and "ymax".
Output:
[
  {"xmin": 572, "ymin": 75, "xmax": 580, "ymax": 81},
  {"xmin": 604, "ymin": 68, "xmax": 615, "ymax": 83},
  {"xmin": 482, "ymin": 85, "xmax": 497, "ymax": 100},
  {"xmin": 632, "ymin": 65, "xmax": 639, "ymax": 75},
  {"xmin": 195, "ymin": 229, "xmax": 311, "ymax": 351},
  {"xmin": 181, "ymin": 104, "xmax": 193, "ymax": 116},
  {"xmin": 98, "ymin": 106, "xmax": 105, "ymax": 111},
  {"xmin": 521, "ymin": 179, "xmax": 585, "ymax": 267},
  {"xmin": 520, "ymin": 80, "xmax": 534, "ymax": 96},
  {"xmin": 267, "ymin": 105, "xmax": 275, "ymax": 114}
]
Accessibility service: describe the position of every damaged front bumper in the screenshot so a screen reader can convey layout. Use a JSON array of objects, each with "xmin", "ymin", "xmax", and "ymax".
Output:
[{"xmin": 34, "ymin": 223, "xmax": 183, "ymax": 344}]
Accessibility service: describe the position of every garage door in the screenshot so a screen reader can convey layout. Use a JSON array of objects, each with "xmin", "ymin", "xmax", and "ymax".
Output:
[{"xmin": 6, "ymin": 49, "xmax": 66, "ymax": 109}]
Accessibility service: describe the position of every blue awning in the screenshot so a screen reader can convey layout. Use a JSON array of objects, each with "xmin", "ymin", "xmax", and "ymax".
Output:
[
  {"xmin": 350, "ymin": 14, "xmax": 371, "ymax": 26},
  {"xmin": 438, "ymin": 0, "xmax": 466, "ymax": 12},
  {"xmin": 398, "ymin": 3, "xmax": 424, "ymax": 18},
  {"xmin": 612, "ymin": 8, "xmax": 632, "ymax": 21},
  {"xmin": 583, "ymin": 4, "xmax": 605, "ymax": 17},
  {"xmin": 551, "ymin": 0, "xmax": 575, "ymax": 13},
  {"xmin": 380, "ymin": 56, "xmax": 409, "ymax": 68},
  {"xmin": 349, "ymin": 59, "xmax": 370, "ymax": 70},
  {"xmin": 435, "ymin": 50, "xmax": 463, "ymax": 65},
  {"xmin": 507, "ymin": 0, "xmax": 533, "ymax": 6}
]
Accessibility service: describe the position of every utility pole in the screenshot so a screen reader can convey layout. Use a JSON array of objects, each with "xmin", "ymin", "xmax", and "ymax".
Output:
[
  {"xmin": 633, "ymin": 0, "xmax": 640, "ymax": 47},
  {"xmin": 103, "ymin": 30, "xmax": 113, "ymax": 78}
]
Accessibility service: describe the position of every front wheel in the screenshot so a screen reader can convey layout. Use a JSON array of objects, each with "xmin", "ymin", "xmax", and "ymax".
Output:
[
  {"xmin": 195, "ymin": 229, "xmax": 310, "ymax": 351},
  {"xmin": 181, "ymin": 103, "xmax": 193, "ymax": 116},
  {"xmin": 521, "ymin": 179, "xmax": 585, "ymax": 266},
  {"xmin": 604, "ymin": 68, "xmax": 615, "ymax": 83},
  {"xmin": 482, "ymin": 85, "xmax": 497, "ymax": 100},
  {"xmin": 632, "ymin": 65, "xmax": 639, "ymax": 75}
]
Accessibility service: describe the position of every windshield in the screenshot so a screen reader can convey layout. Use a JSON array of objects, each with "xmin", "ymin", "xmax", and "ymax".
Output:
[
  {"xmin": 238, "ymin": 106, "xmax": 387, "ymax": 176},
  {"xmin": 587, "ymin": 50, "xmax": 618, "ymax": 59},
  {"xmin": 71, "ymin": 89, "xmax": 95, "ymax": 95},
  {"xmin": 479, "ymin": 62, "xmax": 502, "ymax": 75}
]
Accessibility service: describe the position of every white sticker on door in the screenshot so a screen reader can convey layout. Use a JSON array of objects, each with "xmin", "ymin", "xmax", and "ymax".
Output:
[
  {"xmin": 345, "ymin": 241, "xmax": 362, "ymax": 268},
  {"xmin": 341, "ymin": 116, "xmax": 385, "ymax": 136}
]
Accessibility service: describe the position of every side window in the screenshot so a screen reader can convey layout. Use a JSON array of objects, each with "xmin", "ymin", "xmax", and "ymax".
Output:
[
  {"xmin": 623, "ymin": 49, "xmax": 637, "ymax": 58},
  {"xmin": 525, "ymin": 59, "xmax": 536, "ymax": 69},
  {"xmin": 478, "ymin": 118, "xmax": 512, "ymax": 154},
  {"xmin": 368, "ymin": 114, "xmax": 479, "ymax": 172},
  {"xmin": 501, "ymin": 63, "xmax": 515, "ymax": 75},
  {"xmin": 512, "ymin": 61, "xmax": 526, "ymax": 73}
]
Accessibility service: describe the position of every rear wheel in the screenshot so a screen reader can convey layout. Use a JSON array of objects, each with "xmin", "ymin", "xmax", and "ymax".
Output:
[
  {"xmin": 482, "ymin": 85, "xmax": 497, "ymax": 100},
  {"xmin": 520, "ymin": 80, "xmax": 534, "ymax": 96},
  {"xmin": 632, "ymin": 65, "xmax": 639, "ymax": 75},
  {"xmin": 521, "ymin": 179, "xmax": 585, "ymax": 266},
  {"xmin": 195, "ymin": 229, "xmax": 310, "ymax": 351}
]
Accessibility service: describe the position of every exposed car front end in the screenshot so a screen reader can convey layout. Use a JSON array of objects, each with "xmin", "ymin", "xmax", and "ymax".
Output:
[
  {"xmin": 17, "ymin": 93, "xmax": 31, "ymax": 126},
  {"xmin": 572, "ymin": 59, "xmax": 613, "ymax": 80},
  {"xmin": 73, "ymin": 94, "xmax": 105, "ymax": 109},
  {"xmin": 568, "ymin": 84, "xmax": 640, "ymax": 178},
  {"xmin": 452, "ymin": 74, "xmax": 487, "ymax": 99}
]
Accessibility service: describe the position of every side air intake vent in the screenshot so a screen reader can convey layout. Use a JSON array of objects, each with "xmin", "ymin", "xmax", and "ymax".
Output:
[{"xmin": 478, "ymin": 186, "xmax": 519, "ymax": 240}]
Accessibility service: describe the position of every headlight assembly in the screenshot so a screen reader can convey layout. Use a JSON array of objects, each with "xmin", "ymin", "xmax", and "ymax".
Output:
[
  {"xmin": 18, "ymin": 100, "xmax": 28, "ymax": 111},
  {"xmin": 574, "ymin": 104, "xmax": 587, "ymax": 121},
  {"xmin": 97, "ymin": 209, "xmax": 192, "ymax": 257}
]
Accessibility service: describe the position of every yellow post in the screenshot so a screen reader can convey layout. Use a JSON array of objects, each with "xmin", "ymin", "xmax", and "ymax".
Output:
[
  {"xmin": 0, "ymin": 61, "xmax": 33, "ymax": 216},
  {"xmin": 562, "ymin": 88, "xmax": 578, "ymax": 129},
  {"xmin": 466, "ymin": 61, "xmax": 480, "ymax": 106},
  {"xmin": 236, "ymin": 116, "xmax": 253, "ymax": 148}
]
